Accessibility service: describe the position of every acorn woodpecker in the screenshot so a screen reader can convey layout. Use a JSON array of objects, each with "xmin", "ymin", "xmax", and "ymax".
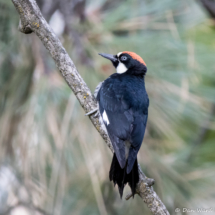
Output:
[{"xmin": 87, "ymin": 51, "xmax": 149, "ymax": 198}]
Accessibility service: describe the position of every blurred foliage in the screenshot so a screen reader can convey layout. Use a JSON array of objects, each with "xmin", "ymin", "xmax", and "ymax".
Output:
[{"xmin": 0, "ymin": 0, "xmax": 215, "ymax": 214}]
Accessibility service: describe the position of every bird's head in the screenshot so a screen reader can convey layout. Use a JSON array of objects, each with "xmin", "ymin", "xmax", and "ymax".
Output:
[{"xmin": 99, "ymin": 51, "xmax": 147, "ymax": 76}]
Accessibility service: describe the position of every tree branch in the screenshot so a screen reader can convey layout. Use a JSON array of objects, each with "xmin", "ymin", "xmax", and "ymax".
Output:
[{"xmin": 11, "ymin": 0, "xmax": 170, "ymax": 214}]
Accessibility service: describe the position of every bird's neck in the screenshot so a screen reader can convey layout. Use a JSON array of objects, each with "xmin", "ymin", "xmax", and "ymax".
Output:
[{"xmin": 125, "ymin": 67, "xmax": 146, "ymax": 77}]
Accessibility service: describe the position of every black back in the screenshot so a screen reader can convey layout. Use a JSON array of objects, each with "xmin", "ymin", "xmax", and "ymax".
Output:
[{"xmin": 97, "ymin": 72, "xmax": 149, "ymax": 174}]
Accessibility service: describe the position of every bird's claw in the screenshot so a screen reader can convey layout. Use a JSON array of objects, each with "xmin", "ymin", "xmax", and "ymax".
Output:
[
  {"xmin": 93, "ymin": 111, "xmax": 99, "ymax": 118},
  {"xmin": 85, "ymin": 108, "xmax": 98, "ymax": 116}
]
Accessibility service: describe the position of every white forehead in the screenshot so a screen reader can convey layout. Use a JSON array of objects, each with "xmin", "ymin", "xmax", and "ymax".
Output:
[{"xmin": 117, "ymin": 52, "xmax": 122, "ymax": 57}]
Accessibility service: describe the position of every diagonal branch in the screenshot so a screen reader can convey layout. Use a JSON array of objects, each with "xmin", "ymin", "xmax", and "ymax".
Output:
[{"xmin": 11, "ymin": 0, "xmax": 170, "ymax": 214}]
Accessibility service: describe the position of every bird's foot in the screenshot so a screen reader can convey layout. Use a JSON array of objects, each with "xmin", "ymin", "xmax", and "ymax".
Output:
[
  {"xmin": 85, "ymin": 108, "xmax": 98, "ymax": 117},
  {"xmin": 125, "ymin": 165, "xmax": 155, "ymax": 200}
]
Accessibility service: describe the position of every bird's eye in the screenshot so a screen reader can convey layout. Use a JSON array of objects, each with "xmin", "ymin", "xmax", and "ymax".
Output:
[{"xmin": 120, "ymin": 56, "xmax": 127, "ymax": 61}]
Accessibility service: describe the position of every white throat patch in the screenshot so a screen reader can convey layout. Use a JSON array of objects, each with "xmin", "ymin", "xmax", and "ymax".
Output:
[
  {"xmin": 116, "ymin": 62, "xmax": 127, "ymax": 74},
  {"xmin": 116, "ymin": 52, "xmax": 127, "ymax": 74}
]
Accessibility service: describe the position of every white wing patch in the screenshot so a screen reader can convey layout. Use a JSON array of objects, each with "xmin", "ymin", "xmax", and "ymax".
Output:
[
  {"xmin": 116, "ymin": 62, "xmax": 127, "ymax": 74},
  {"xmin": 102, "ymin": 110, "xmax": 110, "ymax": 125}
]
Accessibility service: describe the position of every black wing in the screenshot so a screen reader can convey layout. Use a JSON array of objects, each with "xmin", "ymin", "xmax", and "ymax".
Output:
[
  {"xmin": 127, "ymin": 114, "xmax": 148, "ymax": 173},
  {"xmin": 96, "ymin": 78, "xmax": 131, "ymax": 169}
]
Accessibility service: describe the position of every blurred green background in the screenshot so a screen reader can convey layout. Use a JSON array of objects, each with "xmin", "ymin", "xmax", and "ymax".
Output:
[{"xmin": 0, "ymin": 0, "xmax": 215, "ymax": 214}]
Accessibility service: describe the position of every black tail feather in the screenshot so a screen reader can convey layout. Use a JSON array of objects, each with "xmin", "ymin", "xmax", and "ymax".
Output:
[{"xmin": 109, "ymin": 153, "xmax": 139, "ymax": 198}]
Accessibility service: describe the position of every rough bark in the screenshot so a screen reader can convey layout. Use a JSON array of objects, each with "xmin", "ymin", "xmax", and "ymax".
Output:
[{"xmin": 11, "ymin": 0, "xmax": 170, "ymax": 214}]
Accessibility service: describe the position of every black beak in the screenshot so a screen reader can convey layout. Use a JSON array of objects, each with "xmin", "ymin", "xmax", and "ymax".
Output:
[{"xmin": 98, "ymin": 53, "xmax": 118, "ymax": 63}]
